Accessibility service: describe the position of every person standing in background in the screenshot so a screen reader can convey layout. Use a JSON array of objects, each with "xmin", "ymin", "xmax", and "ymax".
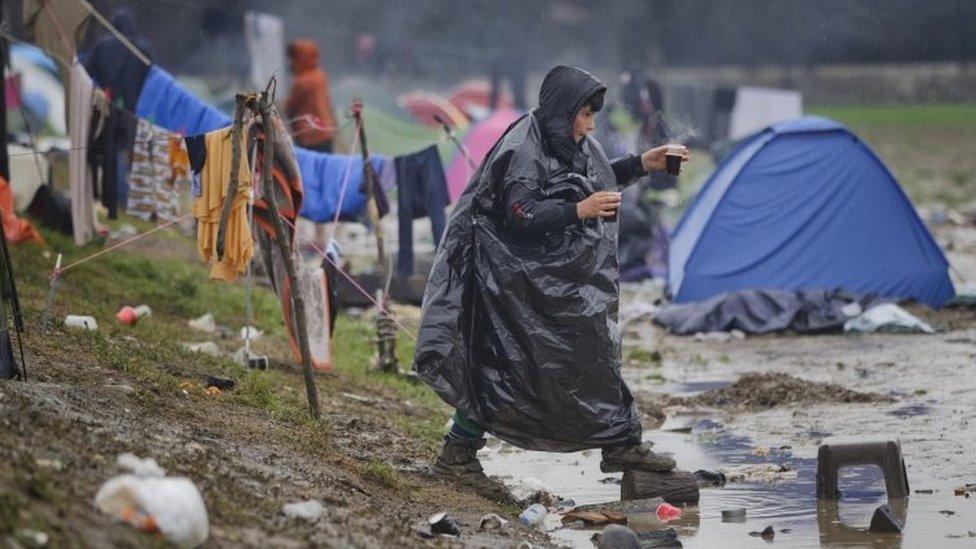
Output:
[
  {"xmin": 285, "ymin": 40, "xmax": 338, "ymax": 252},
  {"xmin": 285, "ymin": 40, "xmax": 336, "ymax": 153}
]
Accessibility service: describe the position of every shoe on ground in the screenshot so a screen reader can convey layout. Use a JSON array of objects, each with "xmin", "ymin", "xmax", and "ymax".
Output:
[
  {"xmin": 600, "ymin": 441, "xmax": 677, "ymax": 473},
  {"xmin": 435, "ymin": 436, "xmax": 518, "ymax": 505}
]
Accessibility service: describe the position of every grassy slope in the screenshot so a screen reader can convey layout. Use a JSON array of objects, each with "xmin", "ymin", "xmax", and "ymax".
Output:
[{"xmin": 807, "ymin": 103, "xmax": 976, "ymax": 206}]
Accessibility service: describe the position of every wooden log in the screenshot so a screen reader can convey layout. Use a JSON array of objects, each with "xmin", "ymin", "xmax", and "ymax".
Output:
[{"xmin": 620, "ymin": 469, "xmax": 700, "ymax": 506}]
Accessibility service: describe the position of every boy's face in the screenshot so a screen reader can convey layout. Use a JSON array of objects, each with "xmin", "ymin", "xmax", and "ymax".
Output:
[{"xmin": 573, "ymin": 104, "xmax": 596, "ymax": 144}]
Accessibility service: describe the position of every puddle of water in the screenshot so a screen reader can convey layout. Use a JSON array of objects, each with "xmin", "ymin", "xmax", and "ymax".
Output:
[{"xmin": 481, "ymin": 421, "xmax": 975, "ymax": 548}]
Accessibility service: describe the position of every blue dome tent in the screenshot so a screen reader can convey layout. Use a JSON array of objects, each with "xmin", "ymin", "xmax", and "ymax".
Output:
[{"xmin": 669, "ymin": 116, "xmax": 954, "ymax": 308}]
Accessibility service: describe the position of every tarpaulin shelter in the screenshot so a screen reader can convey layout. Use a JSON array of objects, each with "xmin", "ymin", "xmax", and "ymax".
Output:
[
  {"xmin": 444, "ymin": 108, "xmax": 521, "ymax": 202},
  {"xmin": 669, "ymin": 116, "xmax": 954, "ymax": 308}
]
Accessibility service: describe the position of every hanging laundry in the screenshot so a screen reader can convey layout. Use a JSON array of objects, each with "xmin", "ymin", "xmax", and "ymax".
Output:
[
  {"xmin": 185, "ymin": 133, "xmax": 206, "ymax": 197},
  {"xmin": 295, "ymin": 148, "xmax": 388, "ymax": 222},
  {"xmin": 127, "ymin": 119, "xmax": 186, "ymax": 224},
  {"xmin": 68, "ymin": 59, "xmax": 98, "ymax": 245},
  {"xmin": 394, "ymin": 145, "xmax": 450, "ymax": 277},
  {"xmin": 0, "ymin": 177, "xmax": 42, "ymax": 245},
  {"xmin": 193, "ymin": 127, "xmax": 253, "ymax": 282},
  {"xmin": 22, "ymin": 0, "xmax": 91, "ymax": 105},
  {"xmin": 137, "ymin": 66, "xmax": 231, "ymax": 136},
  {"xmin": 88, "ymin": 92, "xmax": 120, "ymax": 219},
  {"xmin": 81, "ymin": 8, "xmax": 153, "ymax": 121}
]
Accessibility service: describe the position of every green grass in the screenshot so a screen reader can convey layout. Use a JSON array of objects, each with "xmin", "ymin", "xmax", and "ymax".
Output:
[
  {"xmin": 8, "ymin": 215, "xmax": 450, "ymax": 452},
  {"xmin": 807, "ymin": 103, "xmax": 976, "ymax": 126},
  {"xmin": 362, "ymin": 459, "xmax": 400, "ymax": 489}
]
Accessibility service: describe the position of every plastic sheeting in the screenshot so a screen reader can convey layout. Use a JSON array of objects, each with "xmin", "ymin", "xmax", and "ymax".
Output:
[
  {"xmin": 669, "ymin": 116, "xmax": 954, "ymax": 308},
  {"xmin": 654, "ymin": 289, "xmax": 878, "ymax": 335},
  {"xmin": 414, "ymin": 66, "xmax": 642, "ymax": 452}
]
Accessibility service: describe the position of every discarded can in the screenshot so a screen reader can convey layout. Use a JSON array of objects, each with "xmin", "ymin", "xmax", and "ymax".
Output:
[
  {"xmin": 722, "ymin": 508, "xmax": 747, "ymax": 523},
  {"xmin": 64, "ymin": 315, "xmax": 98, "ymax": 331},
  {"xmin": 519, "ymin": 503, "xmax": 547, "ymax": 527},
  {"xmin": 479, "ymin": 513, "xmax": 508, "ymax": 530},
  {"xmin": 428, "ymin": 512, "xmax": 460, "ymax": 536}
]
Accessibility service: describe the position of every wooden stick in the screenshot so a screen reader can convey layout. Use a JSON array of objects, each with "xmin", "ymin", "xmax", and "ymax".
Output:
[
  {"xmin": 351, "ymin": 100, "xmax": 397, "ymax": 373},
  {"xmin": 253, "ymin": 93, "xmax": 321, "ymax": 419},
  {"xmin": 216, "ymin": 95, "xmax": 246, "ymax": 260}
]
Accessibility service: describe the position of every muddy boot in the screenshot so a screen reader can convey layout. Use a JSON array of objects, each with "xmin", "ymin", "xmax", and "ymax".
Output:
[
  {"xmin": 600, "ymin": 441, "xmax": 676, "ymax": 473},
  {"xmin": 435, "ymin": 436, "xmax": 518, "ymax": 504}
]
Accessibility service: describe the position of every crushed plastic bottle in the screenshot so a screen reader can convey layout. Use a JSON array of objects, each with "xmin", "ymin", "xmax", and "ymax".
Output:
[{"xmin": 519, "ymin": 503, "xmax": 547, "ymax": 527}]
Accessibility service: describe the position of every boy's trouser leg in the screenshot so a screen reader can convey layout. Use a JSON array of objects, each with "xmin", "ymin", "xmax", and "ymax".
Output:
[{"xmin": 448, "ymin": 410, "xmax": 485, "ymax": 440}]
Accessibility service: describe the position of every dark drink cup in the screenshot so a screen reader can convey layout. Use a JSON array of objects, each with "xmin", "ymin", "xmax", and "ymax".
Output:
[{"xmin": 666, "ymin": 153, "xmax": 682, "ymax": 176}]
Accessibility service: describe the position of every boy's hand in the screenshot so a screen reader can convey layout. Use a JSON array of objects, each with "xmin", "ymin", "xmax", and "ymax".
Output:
[
  {"xmin": 641, "ymin": 144, "xmax": 690, "ymax": 172},
  {"xmin": 577, "ymin": 191, "xmax": 622, "ymax": 219}
]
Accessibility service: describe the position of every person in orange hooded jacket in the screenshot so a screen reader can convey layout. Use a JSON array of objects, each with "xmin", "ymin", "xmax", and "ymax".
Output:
[{"xmin": 285, "ymin": 40, "xmax": 337, "ymax": 152}]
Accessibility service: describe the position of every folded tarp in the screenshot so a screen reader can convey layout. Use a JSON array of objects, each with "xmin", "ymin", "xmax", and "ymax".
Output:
[
  {"xmin": 136, "ymin": 65, "xmax": 383, "ymax": 221},
  {"xmin": 654, "ymin": 288, "xmax": 882, "ymax": 335}
]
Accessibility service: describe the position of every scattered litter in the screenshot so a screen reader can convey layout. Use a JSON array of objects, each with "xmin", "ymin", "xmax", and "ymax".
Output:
[
  {"xmin": 109, "ymin": 224, "xmax": 138, "ymax": 239},
  {"xmin": 116, "ymin": 306, "xmax": 138, "ymax": 325},
  {"xmin": 953, "ymin": 484, "xmax": 975, "ymax": 497},
  {"xmin": 204, "ymin": 375, "xmax": 235, "ymax": 391},
  {"xmin": 753, "ymin": 446, "xmax": 770, "ymax": 456},
  {"xmin": 915, "ymin": 489, "xmax": 935, "ymax": 494},
  {"xmin": 560, "ymin": 509, "xmax": 626, "ymax": 527},
  {"xmin": 722, "ymin": 508, "xmax": 747, "ymax": 523},
  {"xmin": 940, "ymin": 509, "xmax": 956, "ymax": 516},
  {"xmin": 188, "ymin": 313, "xmax": 216, "ymax": 334},
  {"xmin": 427, "ymin": 512, "xmax": 460, "ymax": 536},
  {"xmin": 748, "ymin": 526, "xmax": 775, "ymax": 540},
  {"xmin": 204, "ymin": 387, "xmax": 221, "ymax": 397},
  {"xmin": 869, "ymin": 503, "xmax": 904, "ymax": 533},
  {"xmin": 512, "ymin": 477, "xmax": 557, "ymax": 505},
  {"xmin": 64, "ymin": 315, "xmax": 98, "ymax": 331},
  {"xmin": 478, "ymin": 513, "xmax": 508, "ymax": 530},
  {"xmin": 239, "ymin": 326, "xmax": 263, "ymax": 341},
  {"xmin": 596, "ymin": 524, "xmax": 640, "ymax": 549},
  {"xmin": 844, "ymin": 303, "xmax": 935, "ymax": 334},
  {"xmin": 555, "ymin": 497, "xmax": 576, "ymax": 511},
  {"xmin": 519, "ymin": 503, "xmax": 548, "ymax": 527},
  {"xmin": 233, "ymin": 347, "xmax": 269, "ymax": 370},
  {"xmin": 340, "ymin": 392, "xmax": 378, "ymax": 404},
  {"xmin": 693, "ymin": 330, "xmax": 746, "ymax": 343},
  {"xmin": 693, "ymin": 469, "xmax": 727, "ymax": 487},
  {"xmin": 720, "ymin": 463, "xmax": 797, "ymax": 484},
  {"xmin": 133, "ymin": 305, "xmax": 152, "ymax": 318},
  {"xmin": 599, "ymin": 477, "xmax": 621, "ymax": 485},
  {"xmin": 620, "ymin": 302, "xmax": 658, "ymax": 326},
  {"xmin": 117, "ymin": 453, "xmax": 166, "ymax": 478},
  {"xmin": 15, "ymin": 529, "xmax": 49, "ymax": 547},
  {"xmin": 282, "ymin": 500, "xmax": 326, "ymax": 521},
  {"xmin": 655, "ymin": 502, "xmax": 682, "ymax": 522},
  {"xmin": 35, "ymin": 458, "xmax": 63, "ymax": 471},
  {"xmin": 95, "ymin": 469, "xmax": 208, "ymax": 547},
  {"xmin": 181, "ymin": 342, "xmax": 220, "ymax": 356}
]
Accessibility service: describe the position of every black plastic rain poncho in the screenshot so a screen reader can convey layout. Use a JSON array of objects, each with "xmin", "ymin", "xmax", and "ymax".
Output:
[{"xmin": 414, "ymin": 66, "xmax": 643, "ymax": 452}]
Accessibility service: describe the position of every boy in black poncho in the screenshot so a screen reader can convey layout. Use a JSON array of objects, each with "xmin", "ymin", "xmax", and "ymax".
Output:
[{"xmin": 414, "ymin": 66, "xmax": 689, "ymax": 502}]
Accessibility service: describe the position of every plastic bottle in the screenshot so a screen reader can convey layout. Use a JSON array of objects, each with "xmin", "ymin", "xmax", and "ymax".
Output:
[{"xmin": 519, "ymin": 503, "xmax": 547, "ymax": 527}]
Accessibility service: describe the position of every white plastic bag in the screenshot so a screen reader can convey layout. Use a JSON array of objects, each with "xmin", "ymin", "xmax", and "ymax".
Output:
[{"xmin": 95, "ymin": 475, "xmax": 209, "ymax": 547}]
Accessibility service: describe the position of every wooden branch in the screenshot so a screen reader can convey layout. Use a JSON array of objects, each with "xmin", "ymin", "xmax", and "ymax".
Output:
[
  {"xmin": 216, "ymin": 95, "xmax": 246, "ymax": 260},
  {"xmin": 253, "ymin": 94, "xmax": 321, "ymax": 420}
]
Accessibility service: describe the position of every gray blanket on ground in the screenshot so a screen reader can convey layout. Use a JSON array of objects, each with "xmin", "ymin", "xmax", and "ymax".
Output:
[{"xmin": 654, "ymin": 289, "xmax": 881, "ymax": 335}]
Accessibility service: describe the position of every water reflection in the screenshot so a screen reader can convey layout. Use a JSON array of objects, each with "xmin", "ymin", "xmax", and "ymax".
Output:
[{"xmin": 817, "ymin": 499, "xmax": 907, "ymax": 548}]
